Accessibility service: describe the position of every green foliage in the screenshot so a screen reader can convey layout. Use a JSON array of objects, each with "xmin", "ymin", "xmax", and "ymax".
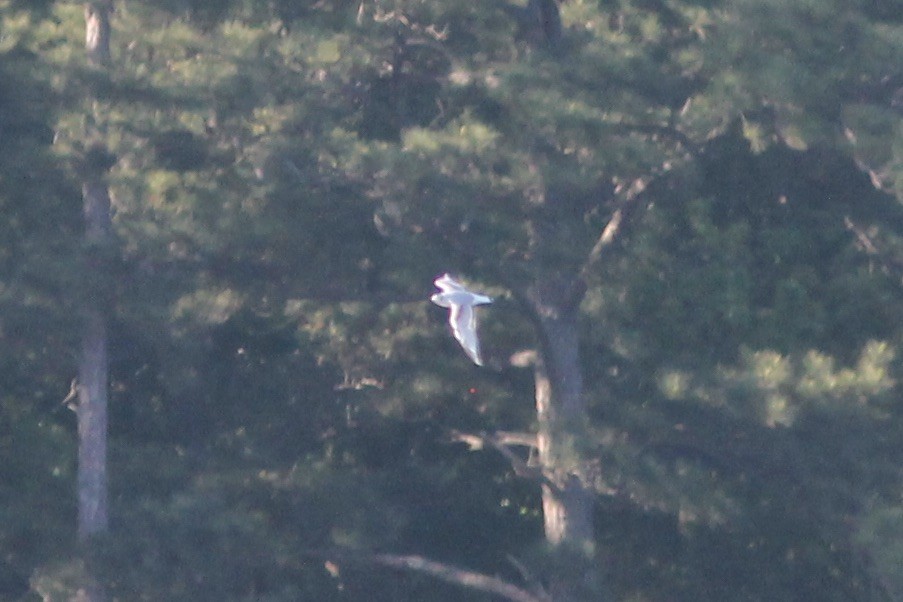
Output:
[{"xmin": 2, "ymin": 0, "xmax": 903, "ymax": 599}]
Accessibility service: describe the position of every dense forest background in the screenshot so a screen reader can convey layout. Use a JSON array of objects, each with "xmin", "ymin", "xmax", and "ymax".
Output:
[{"xmin": 1, "ymin": 0, "xmax": 903, "ymax": 600}]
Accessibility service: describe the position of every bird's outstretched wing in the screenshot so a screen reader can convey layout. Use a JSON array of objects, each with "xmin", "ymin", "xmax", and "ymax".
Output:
[
  {"xmin": 434, "ymin": 273, "xmax": 466, "ymax": 293},
  {"xmin": 449, "ymin": 303, "xmax": 482, "ymax": 366}
]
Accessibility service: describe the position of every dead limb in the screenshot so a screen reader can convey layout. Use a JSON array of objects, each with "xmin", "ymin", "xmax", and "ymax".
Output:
[
  {"xmin": 845, "ymin": 216, "xmax": 903, "ymax": 277},
  {"xmin": 303, "ymin": 548, "xmax": 551, "ymax": 602},
  {"xmin": 450, "ymin": 429, "xmax": 563, "ymax": 496},
  {"xmin": 53, "ymin": 378, "xmax": 79, "ymax": 413}
]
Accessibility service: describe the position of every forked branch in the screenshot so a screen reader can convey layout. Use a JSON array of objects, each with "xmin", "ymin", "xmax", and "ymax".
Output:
[
  {"xmin": 303, "ymin": 549, "xmax": 551, "ymax": 602},
  {"xmin": 450, "ymin": 430, "xmax": 563, "ymax": 496}
]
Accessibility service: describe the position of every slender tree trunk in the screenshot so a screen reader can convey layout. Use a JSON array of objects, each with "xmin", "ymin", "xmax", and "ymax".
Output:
[
  {"xmin": 79, "ymin": 0, "xmax": 113, "ymax": 538},
  {"xmin": 77, "ymin": 160, "xmax": 114, "ymax": 602},
  {"xmin": 77, "ymin": 4, "xmax": 114, "ymax": 601},
  {"xmin": 77, "ymin": 308, "xmax": 109, "ymax": 541},
  {"xmin": 77, "ymin": 178, "xmax": 112, "ymax": 597}
]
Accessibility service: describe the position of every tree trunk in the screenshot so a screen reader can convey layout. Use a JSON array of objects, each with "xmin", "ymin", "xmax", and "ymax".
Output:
[
  {"xmin": 77, "ymin": 4, "xmax": 114, "ymax": 601},
  {"xmin": 85, "ymin": 1, "xmax": 112, "ymax": 68},
  {"xmin": 77, "ymin": 308, "xmax": 109, "ymax": 541},
  {"xmin": 521, "ymin": 271, "xmax": 595, "ymax": 550},
  {"xmin": 515, "ymin": 277, "xmax": 600, "ymax": 601},
  {"xmin": 533, "ymin": 311, "xmax": 594, "ymax": 549},
  {"xmin": 76, "ymin": 173, "xmax": 113, "ymax": 602},
  {"xmin": 78, "ymin": 0, "xmax": 113, "ymax": 540}
]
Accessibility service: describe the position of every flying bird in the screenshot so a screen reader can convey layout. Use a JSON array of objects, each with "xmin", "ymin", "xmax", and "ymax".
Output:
[{"xmin": 430, "ymin": 273, "xmax": 493, "ymax": 366}]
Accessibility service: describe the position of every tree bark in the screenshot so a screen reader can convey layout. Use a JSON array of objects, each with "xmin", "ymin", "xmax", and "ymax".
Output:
[
  {"xmin": 77, "ymin": 309, "xmax": 109, "ymax": 541},
  {"xmin": 78, "ymin": 0, "xmax": 113, "ymax": 541},
  {"xmin": 76, "ymin": 171, "xmax": 114, "ymax": 602},
  {"xmin": 85, "ymin": 1, "xmax": 112, "ymax": 68},
  {"xmin": 511, "ymin": 288, "xmax": 600, "ymax": 602},
  {"xmin": 76, "ymin": 4, "xmax": 114, "ymax": 601},
  {"xmin": 533, "ymin": 311, "xmax": 594, "ymax": 549}
]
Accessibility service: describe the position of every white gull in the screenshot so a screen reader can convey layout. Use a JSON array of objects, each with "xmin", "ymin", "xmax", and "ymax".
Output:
[{"xmin": 430, "ymin": 273, "xmax": 492, "ymax": 366}]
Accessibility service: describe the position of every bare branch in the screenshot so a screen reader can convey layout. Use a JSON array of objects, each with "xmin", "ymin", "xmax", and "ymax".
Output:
[
  {"xmin": 303, "ymin": 549, "xmax": 551, "ymax": 602},
  {"xmin": 451, "ymin": 430, "xmax": 489, "ymax": 451},
  {"xmin": 371, "ymin": 553, "xmax": 552, "ymax": 602},
  {"xmin": 450, "ymin": 430, "xmax": 561, "ymax": 495},
  {"xmin": 845, "ymin": 216, "xmax": 880, "ymax": 255},
  {"xmin": 581, "ymin": 175, "xmax": 649, "ymax": 278},
  {"xmin": 845, "ymin": 215, "xmax": 903, "ymax": 278},
  {"xmin": 452, "ymin": 430, "xmax": 537, "ymax": 450},
  {"xmin": 58, "ymin": 377, "xmax": 79, "ymax": 412},
  {"xmin": 495, "ymin": 431, "xmax": 538, "ymax": 448}
]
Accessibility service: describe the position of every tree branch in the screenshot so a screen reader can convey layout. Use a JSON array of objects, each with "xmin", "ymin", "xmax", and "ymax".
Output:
[
  {"xmin": 845, "ymin": 215, "xmax": 903, "ymax": 279},
  {"xmin": 453, "ymin": 430, "xmax": 538, "ymax": 449},
  {"xmin": 450, "ymin": 429, "xmax": 562, "ymax": 495},
  {"xmin": 57, "ymin": 377, "xmax": 79, "ymax": 413},
  {"xmin": 580, "ymin": 175, "xmax": 650, "ymax": 282},
  {"xmin": 303, "ymin": 549, "xmax": 551, "ymax": 602}
]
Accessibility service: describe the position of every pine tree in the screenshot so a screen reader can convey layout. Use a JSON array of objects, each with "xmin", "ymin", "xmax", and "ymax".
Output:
[{"xmin": 3, "ymin": 0, "xmax": 903, "ymax": 600}]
